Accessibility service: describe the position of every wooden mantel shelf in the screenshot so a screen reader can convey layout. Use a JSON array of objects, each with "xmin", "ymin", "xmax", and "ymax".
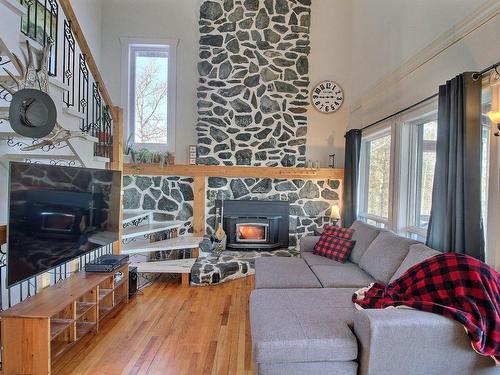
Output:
[{"xmin": 123, "ymin": 164, "xmax": 344, "ymax": 180}]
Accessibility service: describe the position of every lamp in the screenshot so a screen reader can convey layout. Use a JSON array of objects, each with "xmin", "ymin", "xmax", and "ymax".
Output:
[
  {"xmin": 329, "ymin": 205, "xmax": 341, "ymax": 226},
  {"xmin": 487, "ymin": 111, "xmax": 500, "ymax": 137}
]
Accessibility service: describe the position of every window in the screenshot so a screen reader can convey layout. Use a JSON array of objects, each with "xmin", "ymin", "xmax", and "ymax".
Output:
[
  {"xmin": 359, "ymin": 130, "xmax": 392, "ymax": 227},
  {"xmin": 358, "ymin": 102, "xmax": 438, "ymax": 240},
  {"xmin": 482, "ymin": 72, "xmax": 499, "ymax": 266},
  {"xmin": 122, "ymin": 39, "xmax": 178, "ymax": 151},
  {"xmin": 404, "ymin": 114, "xmax": 438, "ymax": 239}
]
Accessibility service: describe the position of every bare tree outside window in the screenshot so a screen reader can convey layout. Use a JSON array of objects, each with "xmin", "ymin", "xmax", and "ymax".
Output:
[
  {"xmin": 366, "ymin": 135, "xmax": 391, "ymax": 218},
  {"xmin": 133, "ymin": 50, "xmax": 169, "ymax": 144}
]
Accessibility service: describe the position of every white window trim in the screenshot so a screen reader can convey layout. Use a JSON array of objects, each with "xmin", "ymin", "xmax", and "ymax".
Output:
[
  {"xmin": 120, "ymin": 37, "xmax": 179, "ymax": 153},
  {"xmin": 358, "ymin": 123, "xmax": 393, "ymax": 227},
  {"xmin": 397, "ymin": 101, "xmax": 438, "ymax": 239}
]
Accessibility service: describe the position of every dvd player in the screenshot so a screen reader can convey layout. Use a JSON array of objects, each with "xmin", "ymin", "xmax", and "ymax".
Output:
[{"xmin": 85, "ymin": 254, "xmax": 129, "ymax": 273}]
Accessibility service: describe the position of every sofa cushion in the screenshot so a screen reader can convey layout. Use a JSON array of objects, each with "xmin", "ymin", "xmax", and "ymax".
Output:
[
  {"xmin": 302, "ymin": 252, "xmax": 359, "ymax": 268},
  {"xmin": 259, "ymin": 361, "xmax": 357, "ymax": 375},
  {"xmin": 299, "ymin": 236, "xmax": 321, "ymax": 253},
  {"xmin": 313, "ymin": 233, "xmax": 356, "ymax": 263},
  {"xmin": 255, "ymin": 257, "xmax": 322, "ymax": 289},
  {"xmin": 389, "ymin": 244, "xmax": 441, "ymax": 282},
  {"xmin": 311, "ymin": 265, "xmax": 375, "ymax": 288},
  {"xmin": 250, "ymin": 289, "xmax": 357, "ymax": 364},
  {"xmin": 358, "ymin": 231, "xmax": 418, "ymax": 283},
  {"xmin": 349, "ymin": 221, "xmax": 384, "ymax": 264}
]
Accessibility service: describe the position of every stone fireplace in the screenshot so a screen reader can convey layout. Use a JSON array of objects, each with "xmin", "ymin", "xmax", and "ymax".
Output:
[{"xmin": 222, "ymin": 200, "xmax": 289, "ymax": 250}]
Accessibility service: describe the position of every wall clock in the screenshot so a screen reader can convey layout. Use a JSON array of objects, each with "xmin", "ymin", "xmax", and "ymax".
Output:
[{"xmin": 311, "ymin": 81, "xmax": 344, "ymax": 114}]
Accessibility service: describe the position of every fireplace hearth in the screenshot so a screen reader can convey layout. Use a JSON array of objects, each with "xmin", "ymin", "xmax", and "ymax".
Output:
[{"xmin": 222, "ymin": 200, "xmax": 289, "ymax": 250}]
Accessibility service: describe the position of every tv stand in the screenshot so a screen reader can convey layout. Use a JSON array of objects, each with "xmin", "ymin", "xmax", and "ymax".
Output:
[{"xmin": 0, "ymin": 264, "xmax": 129, "ymax": 374}]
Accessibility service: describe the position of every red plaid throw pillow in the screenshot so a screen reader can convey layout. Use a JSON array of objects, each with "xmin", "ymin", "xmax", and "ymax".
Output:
[
  {"xmin": 313, "ymin": 233, "xmax": 355, "ymax": 263},
  {"xmin": 323, "ymin": 225, "xmax": 354, "ymax": 239}
]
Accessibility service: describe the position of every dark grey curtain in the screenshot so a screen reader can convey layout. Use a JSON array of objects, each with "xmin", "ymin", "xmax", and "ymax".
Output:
[
  {"xmin": 426, "ymin": 73, "xmax": 484, "ymax": 261},
  {"xmin": 342, "ymin": 129, "xmax": 362, "ymax": 227}
]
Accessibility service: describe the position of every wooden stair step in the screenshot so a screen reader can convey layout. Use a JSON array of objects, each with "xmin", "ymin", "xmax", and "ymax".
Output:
[
  {"xmin": 122, "ymin": 236, "xmax": 203, "ymax": 254},
  {"xmin": 122, "ymin": 211, "xmax": 151, "ymax": 225},
  {"xmin": 130, "ymin": 258, "xmax": 196, "ymax": 274},
  {"xmin": 122, "ymin": 222, "xmax": 182, "ymax": 240}
]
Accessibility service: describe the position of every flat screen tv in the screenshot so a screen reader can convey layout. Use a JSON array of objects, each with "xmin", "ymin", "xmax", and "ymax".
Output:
[{"xmin": 7, "ymin": 162, "xmax": 122, "ymax": 286}]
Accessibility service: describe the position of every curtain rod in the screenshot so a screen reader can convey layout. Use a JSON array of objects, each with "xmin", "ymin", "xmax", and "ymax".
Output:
[{"xmin": 361, "ymin": 60, "xmax": 500, "ymax": 132}]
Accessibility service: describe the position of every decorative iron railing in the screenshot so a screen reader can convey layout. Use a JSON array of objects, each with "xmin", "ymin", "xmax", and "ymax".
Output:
[
  {"xmin": 78, "ymin": 53, "xmax": 89, "ymax": 129},
  {"xmin": 100, "ymin": 106, "xmax": 113, "ymax": 159},
  {"xmin": 0, "ymin": 56, "xmax": 10, "ymax": 66},
  {"xmin": 0, "ymin": 58, "xmax": 13, "ymax": 102},
  {"xmin": 62, "ymin": 19, "xmax": 75, "ymax": 107},
  {"xmin": 19, "ymin": 0, "xmax": 58, "ymax": 76},
  {"xmin": 15, "ymin": 0, "xmax": 114, "ymax": 161}
]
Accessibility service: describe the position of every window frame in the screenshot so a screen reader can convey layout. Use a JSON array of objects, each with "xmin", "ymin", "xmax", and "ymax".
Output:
[
  {"xmin": 404, "ymin": 112, "xmax": 438, "ymax": 239},
  {"xmin": 120, "ymin": 37, "xmax": 178, "ymax": 153},
  {"xmin": 358, "ymin": 124, "xmax": 393, "ymax": 228},
  {"xmin": 358, "ymin": 100, "xmax": 439, "ymax": 240}
]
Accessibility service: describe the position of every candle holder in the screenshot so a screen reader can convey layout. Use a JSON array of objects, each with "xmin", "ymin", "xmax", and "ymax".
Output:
[{"xmin": 328, "ymin": 154, "xmax": 336, "ymax": 168}]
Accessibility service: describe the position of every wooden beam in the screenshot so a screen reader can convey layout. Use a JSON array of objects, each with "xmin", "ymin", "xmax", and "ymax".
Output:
[
  {"xmin": 0, "ymin": 224, "xmax": 6, "ymax": 246},
  {"xmin": 111, "ymin": 172, "xmax": 123, "ymax": 255},
  {"xmin": 108, "ymin": 107, "xmax": 123, "ymax": 254},
  {"xmin": 110, "ymin": 107, "xmax": 124, "ymax": 171},
  {"xmin": 193, "ymin": 176, "xmax": 206, "ymax": 237},
  {"xmin": 124, "ymin": 164, "xmax": 344, "ymax": 180},
  {"xmin": 58, "ymin": 0, "xmax": 115, "ymax": 119}
]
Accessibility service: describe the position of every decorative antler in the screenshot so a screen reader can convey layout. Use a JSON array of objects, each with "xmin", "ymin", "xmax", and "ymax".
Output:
[
  {"xmin": 1, "ymin": 39, "xmax": 87, "ymax": 160},
  {"xmin": 20, "ymin": 130, "xmax": 90, "ymax": 151}
]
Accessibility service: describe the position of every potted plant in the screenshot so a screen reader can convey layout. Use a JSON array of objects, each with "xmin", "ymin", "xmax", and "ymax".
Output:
[{"xmin": 125, "ymin": 135, "xmax": 175, "ymax": 167}]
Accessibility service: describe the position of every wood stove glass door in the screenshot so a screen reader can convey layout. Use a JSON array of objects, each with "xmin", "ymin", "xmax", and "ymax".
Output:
[{"xmin": 236, "ymin": 223, "xmax": 269, "ymax": 243}]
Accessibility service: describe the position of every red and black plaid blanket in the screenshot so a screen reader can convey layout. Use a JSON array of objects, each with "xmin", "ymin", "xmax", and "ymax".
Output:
[{"xmin": 353, "ymin": 253, "xmax": 500, "ymax": 364}]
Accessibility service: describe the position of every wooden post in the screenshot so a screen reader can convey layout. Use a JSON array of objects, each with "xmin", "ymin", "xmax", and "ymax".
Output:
[
  {"xmin": 0, "ymin": 224, "xmax": 6, "ymax": 246},
  {"xmin": 110, "ymin": 107, "xmax": 124, "ymax": 171},
  {"xmin": 110, "ymin": 107, "xmax": 124, "ymax": 255},
  {"xmin": 181, "ymin": 273, "xmax": 190, "ymax": 286},
  {"xmin": 193, "ymin": 176, "xmax": 206, "ymax": 237}
]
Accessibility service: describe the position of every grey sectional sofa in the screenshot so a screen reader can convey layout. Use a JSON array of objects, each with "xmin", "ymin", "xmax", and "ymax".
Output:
[{"xmin": 250, "ymin": 221, "xmax": 497, "ymax": 375}]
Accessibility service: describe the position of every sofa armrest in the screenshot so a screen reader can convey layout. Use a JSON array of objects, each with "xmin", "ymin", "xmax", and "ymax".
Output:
[
  {"xmin": 299, "ymin": 236, "xmax": 320, "ymax": 253},
  {"xmin": 353, "ymin": 309, "xmax": 497, "ymax": 375}
]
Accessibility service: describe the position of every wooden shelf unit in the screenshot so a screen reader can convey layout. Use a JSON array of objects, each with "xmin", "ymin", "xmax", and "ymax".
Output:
[{"xmin": 0, "ymin": 264, "xmax": 129, "ymax": 375}]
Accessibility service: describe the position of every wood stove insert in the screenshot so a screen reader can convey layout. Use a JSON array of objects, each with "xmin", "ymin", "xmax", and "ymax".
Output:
[{"xmin": 221, "ymin": 200, "xmax": 289, "ymax": 250}]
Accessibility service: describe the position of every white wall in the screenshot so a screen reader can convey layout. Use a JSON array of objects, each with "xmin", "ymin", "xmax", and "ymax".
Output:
[
  {"xmin": 351, "ymin": 0, "xmax": 491, "ymax": 104},
  {"xmin": 350, "ymin": 0, "xmax": 498, "ymax": 128},
  {"xmin": 307, "ymin": 0, "xmax": 352, "ymax": 168},
  {"xmin": 71, "ymin": 0, "xmax": 103, "ymax": 66},
  {"xmin": 97, "ymin": 0, "xmax": 350, "ymax": 166},
  {"xmin": 100, "ymin": 0, "xmax": 199, "ymax": 164}
]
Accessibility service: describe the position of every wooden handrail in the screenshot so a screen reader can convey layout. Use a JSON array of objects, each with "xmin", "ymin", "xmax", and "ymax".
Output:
[
  {"xmin": 58, "ymin": 0, "xmax": 116, "ymax": 120},
  {"xmin": 0, "ymin": 224, "xmax": 6, "ymax": 246}
]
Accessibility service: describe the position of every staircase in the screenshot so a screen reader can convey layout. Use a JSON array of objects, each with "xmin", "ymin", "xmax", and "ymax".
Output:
[
  {"xmin": 121, "ymin": 211, "xmax": 203, "ymax": 286},
  {"xmin": 0, "ymin": 0, "xmax": 113, "ymax": 170}
]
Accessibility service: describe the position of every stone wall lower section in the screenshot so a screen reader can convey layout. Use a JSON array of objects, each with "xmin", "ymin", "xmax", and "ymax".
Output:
[
  {"xmin": 123, "ymin": 175, "xmax": 194, "ymax": 235},
  {"xmin": 123, "ymin": 174, "xmax": 340, "ymax": 246},
  {"xmin": 196, "ymin": 0, "xmax": 311, "ymax": 167},
  {"xmin": 206, "ymin": 177, "xmax": 340, "ymax": 246}
]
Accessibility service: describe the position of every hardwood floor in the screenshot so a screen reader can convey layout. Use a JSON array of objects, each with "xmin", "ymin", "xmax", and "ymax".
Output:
[{"xmin": 53, "ymin": 276, "xmax": 256, "ymax": 375}]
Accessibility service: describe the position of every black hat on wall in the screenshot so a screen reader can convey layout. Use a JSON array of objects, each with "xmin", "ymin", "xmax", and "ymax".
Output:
[{"xmin": 9, "ymin": 88, "xmax": 57, "ymax": 138}]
